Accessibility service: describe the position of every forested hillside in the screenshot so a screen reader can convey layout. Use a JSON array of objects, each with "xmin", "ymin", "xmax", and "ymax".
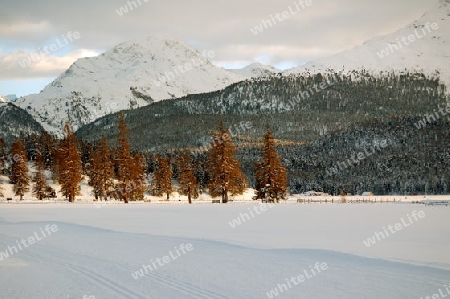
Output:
[
  {"xmin": 76, "ymin": 71, "xmax": 447, "ymax": 150},
  {"xmin": 0, "ymin": 103, "xmax": 45, "ymax": 144},
  {"xmin": 75, "ymin": 71, "xmax": 449, "ymax": 195}
]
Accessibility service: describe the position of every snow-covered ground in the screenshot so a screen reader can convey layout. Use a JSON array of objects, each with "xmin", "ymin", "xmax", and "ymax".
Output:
[{"xmin": 0, "ymin": 202, "xmax": 449, "ymax": 298}]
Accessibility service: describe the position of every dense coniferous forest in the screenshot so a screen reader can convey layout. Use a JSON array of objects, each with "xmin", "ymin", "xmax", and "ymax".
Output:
[
  {"xmin": 2, "ymin": 71, "xmax": 448, "ymax": 196},
  {"xmin": 236, "ymin": 117, "xmax": 450, "ymax": 195},
  {"xmin": 76, "ymin": 71, "xmax": 446, "ymax": 149}
]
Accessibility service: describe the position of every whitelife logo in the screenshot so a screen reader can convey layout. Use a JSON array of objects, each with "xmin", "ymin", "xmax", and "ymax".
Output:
[
  {"xmin": 326, "ymin": 139, "xmax": 389, "ymax": 177},
  {"xmin": 363, "ymin": 210, "xmax": 425, "ymax": 247},
  {"xmin": 420, "ymin": 284, "xmax": 450, "ymax": 299},
  {"xmin": 0, "ymin": 224, "xmax": 59, "ymax": 261},
  {"xmin": 116, "ymin": 0, "xmax": 149, "ymax": 16},
  {"xmin": 131, "ymin": 243, "xmax": 193, "ymax": 280},
  {"xmin": 377, "ymin": 22, "xmax": 439, "ymax": 58},
  {"xmin": 286, "ymin": 73, "xmax": 340, "ymax": 109},
  {"xmin": 153, "ymin": 50, "xmax": 215, "ymax": 87},
  {"xmin": 251, "ymin": 0, "xmax": 313, "ymax": 35},
  {"xmin": 265, "ymin": 262, "xmax": 328, "ymax": 298},
  {"xmin": 228, "ymin": 202, "xmax": 276, "ymax": 228},
  {"xmin": 414, "ymin": 103, "xmax": 450, "ymax": 129},
  {"xmin": 18, "ymin": 31, "xmax": 81, "ymax": 68}
]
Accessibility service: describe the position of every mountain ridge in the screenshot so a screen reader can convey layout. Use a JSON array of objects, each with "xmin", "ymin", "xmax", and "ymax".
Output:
[
  {"xmin": 285, "ymin": 0, "xmax": 450, "ymax": 88},
  {"xmin": 228, "ymin": 63, "xmax": 281, "ymax": 78}
]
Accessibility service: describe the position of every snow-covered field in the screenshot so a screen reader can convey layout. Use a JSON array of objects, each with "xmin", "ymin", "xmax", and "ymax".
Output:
[{"xmin": 0, "ymin": 202, "xmax": 449, "ymax": 299}]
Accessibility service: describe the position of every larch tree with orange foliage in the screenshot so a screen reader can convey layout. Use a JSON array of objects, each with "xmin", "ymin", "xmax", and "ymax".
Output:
[
  {"xmin": 115, "ymin": 113, "xmax": 135, "ymax": 203},
  {"xmin": 89, "ymin": 136, "xmax": 115, "ymax": 201},
  {"xmin": 254, "ymin": 126, "xmax": 288, "ymax": 203},
  {"xmin": 58, "ymin": 123, "xmax": 83, "ymax": 202},
  {"xmin": 10, "ymin": 139, "xmax": 30, "ymax": 200},
  {"xmin": 176, "ymin": 152, "xmax": 198, "ymax": 204},
  {"xmin": 151, "ymin": 155, "xmax": 172, "ymax": 200},
  {"xmin": 129, "ymin": 153, "xmax": 147, "ymax": 201},
  {"xmin": 206, "ymin": 121, "xmax": 248, "ymax": 203}
]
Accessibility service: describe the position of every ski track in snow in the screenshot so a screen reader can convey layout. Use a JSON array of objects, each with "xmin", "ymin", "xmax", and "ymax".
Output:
[{"xmin": 0, "ymin": 206, "xmax": 449, "ymax": 298}]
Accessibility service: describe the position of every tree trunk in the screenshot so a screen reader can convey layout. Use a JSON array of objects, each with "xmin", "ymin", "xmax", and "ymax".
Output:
[
  {"xmin": 188, "ymin": 186, "xmax": 192, "ymax": 204},
  {"xmin": 222, "ymin": 188, "xmax": 228, "ymax": 204}
]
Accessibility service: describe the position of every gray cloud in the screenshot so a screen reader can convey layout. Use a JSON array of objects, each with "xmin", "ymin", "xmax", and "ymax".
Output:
[{"xmin": 0, "ymin": 0, "xmax": 435, "ymax": 80}]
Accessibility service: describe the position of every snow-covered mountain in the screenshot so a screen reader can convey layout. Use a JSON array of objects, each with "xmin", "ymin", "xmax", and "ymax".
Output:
[
  {"xmin": 228, "ymin": 63, "xmax": 280, "ymax": 78},
  {"xmin": 15, "ymin": 36, "xmax": 245, "ymax": 135},
  {"xmin": 286, "ymin": 0, "xmax": 450, "ymax": 86},
  {"xmin": 0, "ymin": 94, "xmax": 10, "ymax": 103}
]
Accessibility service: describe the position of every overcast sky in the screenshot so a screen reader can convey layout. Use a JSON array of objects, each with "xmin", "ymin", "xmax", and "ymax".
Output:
[{"xmin": 0, "ymin": 0, "xmax": 435, "ymax": 97}]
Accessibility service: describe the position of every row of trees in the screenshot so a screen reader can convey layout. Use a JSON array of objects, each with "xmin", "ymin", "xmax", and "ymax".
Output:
[
  {"xmin": 0, "ymin": 114, "xmax": 288, "ymax": 203},
  {"xmin": 0, "ymin": 136, "xmax": 53, "ymax": 201}
]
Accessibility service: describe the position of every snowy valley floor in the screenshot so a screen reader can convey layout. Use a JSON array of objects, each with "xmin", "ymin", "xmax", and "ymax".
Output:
[{"xmin": 0, "ymin": 203, "xmax": 449, "ymax": 298}]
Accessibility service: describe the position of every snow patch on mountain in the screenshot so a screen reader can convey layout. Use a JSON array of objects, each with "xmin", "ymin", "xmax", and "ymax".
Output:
[{"xmin": 15, "ymin": 36, "xmax": 245, "ymax": 135}]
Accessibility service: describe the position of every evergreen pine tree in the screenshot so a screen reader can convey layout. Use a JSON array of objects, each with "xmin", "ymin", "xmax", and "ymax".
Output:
[
  {"xmin": 151, "ymin": 155, "xmax": 172, "ymax": 200},
  {"xmin": 254, "ymin": 126, "xmax": 288, "ymax": 202},
  {"xmin": 58, "ymin": 123, "xmax": 83, "ymax": 202},
  {"xmin": 89, "ymin": 136, "xmax": 115, "ymax": 201},
  {"xmin": 38, "ymin": 130, "xmax": 57, "ymax": 170},
  {"xmin": 206, "ymin": 121, "xmax": 248, "ymax": 203},
  {"xmin": 176, "ymin": 152, "xmax": 198, "ymax": 204},
  {"xmin": 10, "ymin": 139, "xmax": 30, "ymax": 200}
]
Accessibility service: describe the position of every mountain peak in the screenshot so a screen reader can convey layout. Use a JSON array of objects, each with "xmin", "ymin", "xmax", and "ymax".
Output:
[
  {"xmin": 108, "ymin": 36, "xmax": 198, "ymax": 58},
  {"xmin": 15, "ymin": 36, "xmax": 244, "ymax": 135},
  {"xmin": 228, "ymin": 63, "xmax": 280, "ymax": 78}
]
